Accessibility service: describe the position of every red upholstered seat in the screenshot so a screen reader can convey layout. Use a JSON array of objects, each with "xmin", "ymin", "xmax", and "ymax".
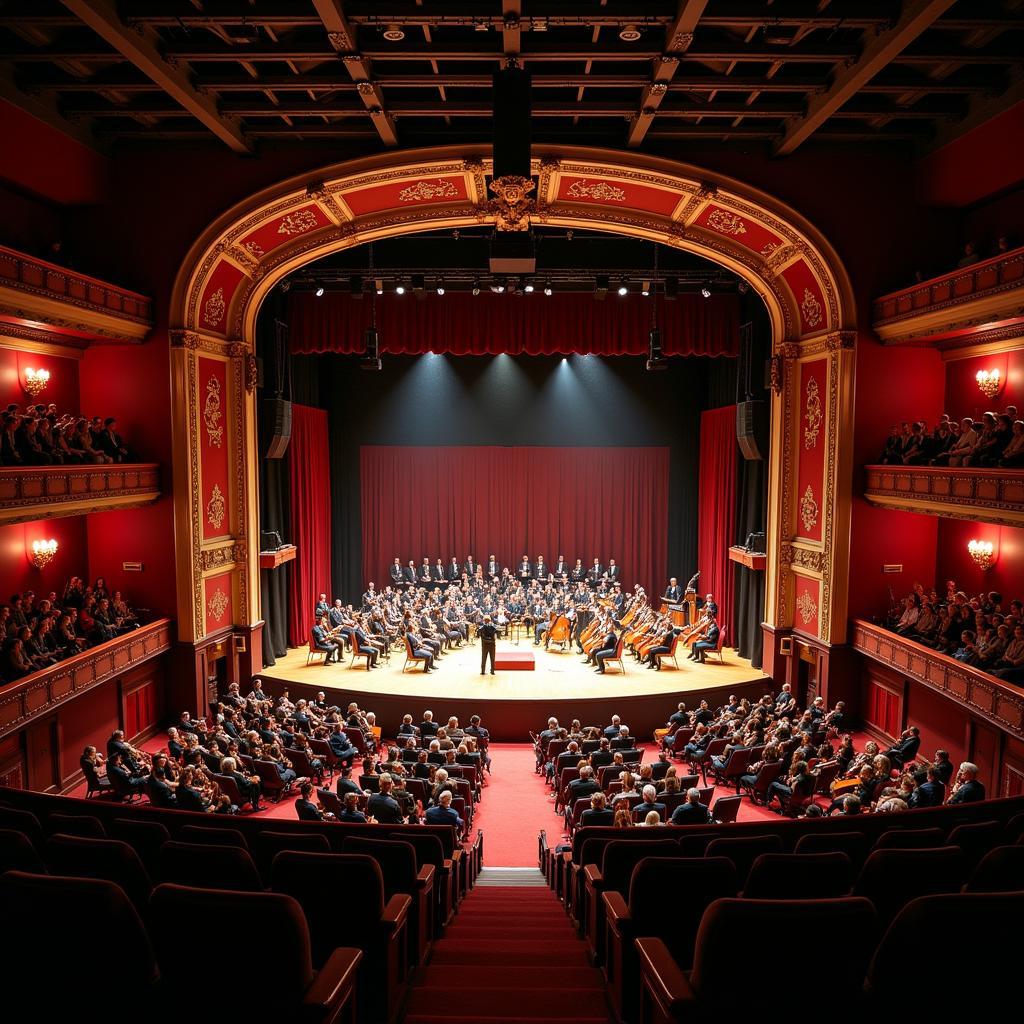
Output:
[
  {"xmin": 962, "ymin": 844, "xmax": 1024, "ymax": 893},
  {"xmin": 794, "ymin": 830, "xmax": 870, "ymax": 867},
  {"xmin": 946, "ymin": 819, "xmax": 1002, "ymax": 868},
  {"xmin": 853, "ymin": 846, "xmax": 966, "ymax": 926},
  {"xmin": 108, "ymin": 817, "xmax": 171, "ymax": 874},
  {"xmin": 156, "ymin": 839, "xmax": 263, "ymax": 892},
  {"xmin": 43, "ymin": 833, "xmax": 152, "ymax": 910},
  {"xmin": 0, "ymin": 828, "xmax": 47, "ymax": 874},
  {"xmin": 253, "ymin": 829, "xmax": 330, "ymax": 883},
  {"xmin": 871, "ymin": 826, "xmax": 946, "ymax": 851},
  {"xmin": 742, "ymin": 851, "xmax": 854, "ymax": 899},
  {"xmin": 179, "ymin": 823, "xmax": 248, "ymax": 848},
  {"xmin": 46, "ymin": 812, "xmax": 106, "ymax": 838},
  {"xmin": 704, "ymin": 834, "xmax": 783, "ymax": 886}
]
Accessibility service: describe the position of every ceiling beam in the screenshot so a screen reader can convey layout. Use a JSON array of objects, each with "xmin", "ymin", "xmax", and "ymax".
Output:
[
  {"xmin": 628, "ymin": 0, "xmax": 708, "ymax": 147},
  {"xmin": 502, "ymin": 2, "xmax": 522, "ymax": 58},
  {"xmin": 775, "ymin": 0, "xmax": 960, "ymax": 155},
  {"xmin": 312, "ymin": 0, "xmax": 398, "ymax": 146},
  {"xmin": 59, "ymin": 0, "xmax": 250, "ymax": 152}
]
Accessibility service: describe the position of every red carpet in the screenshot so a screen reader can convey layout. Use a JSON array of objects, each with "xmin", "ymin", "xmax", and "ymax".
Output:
[{"xmin": 404, "ymin": 885, "xmax": 610, "ymax": 1024}]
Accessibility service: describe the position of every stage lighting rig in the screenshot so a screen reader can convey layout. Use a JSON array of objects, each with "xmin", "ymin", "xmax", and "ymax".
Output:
[
  {"xmin": 646, "ymin": 328, "xmax": 667, "ymax": 372},
  {"xmin": 594, "ymin": 275, "xmax": 609, "ymax": 301},
  {"xmin": 361, "ymin": 327, "xmax": 382, "ymax": 371}
]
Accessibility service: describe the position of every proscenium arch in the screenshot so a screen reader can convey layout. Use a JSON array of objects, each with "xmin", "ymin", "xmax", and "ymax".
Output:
[{"xmin": 169, "ymin": 144, "xmax": 857, "ymax": 674}]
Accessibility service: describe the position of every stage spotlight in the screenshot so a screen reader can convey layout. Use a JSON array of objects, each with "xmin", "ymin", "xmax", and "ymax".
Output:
[
  {"xmin": 375, "ymin": 278, "xmax": 384, "ymax": 295},
  {"xmin": 664, "ymin": 276, "xmax": 679, "ymax": 300},
  {"xmin": 395, "ymin": 279, "xmax": 406, "ymax": 295},
  {"xmin": 641, "ymin": 279, "xmax": 651, "ymax": 297},
  {"xmin": 544, "ymin": 279, "xmax": 553, "ymax": 296},
  {"xmin": 701, "ymin": 283, "xmax": 712, "ymax": 299},
  {"xmin": 361, "ymin": 326, "xmax": 382, "ymax": 371},
  {"xmin": 617, "ymin": 277, "xmax": 629, "ymax": 297},
  {"xmin": 436, "ymin": 279, "xmax": 445, "ymax": 296},
  {"xmin": 349, "ymin": 274, "xmax": 363, "ymax": 298},
  {"xmin": 594, "ymin": 274, "xmax": 609, "ymax": 301},
  {"xmin": 472, "ymin": 278, "xmax": 481, "ymax": 296},
  {"xmin": 315, "ymin": 284, "xmax": 325, "ymax": 297},
  {"xmin": 411, "ymin": 273, "xmax": 425, "ymax": 298},
  {"xmin": 523, "ymin": 279, "xmax": 535, "ymax": 293},
  {"xmin": 491, "ymin": 279, "xmax": 506, "ymax": 294}
]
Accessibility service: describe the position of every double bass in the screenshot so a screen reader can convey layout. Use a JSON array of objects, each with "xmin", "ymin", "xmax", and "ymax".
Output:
[{"xmin": 542, "ymin": 611, "xmax": 572, "ymax": 651}]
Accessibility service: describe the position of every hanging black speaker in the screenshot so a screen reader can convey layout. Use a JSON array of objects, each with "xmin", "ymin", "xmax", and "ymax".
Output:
[
  {"xmin": 736, "ymin": 400, "xmax": 767, "ymax": 461},
  {"xmin": 492, "ymin": 64, "xmax": 532, "ymax": 180},
  {"xmin": 264, "ymin": 398, "xmax": 292, "ymax": 459}
]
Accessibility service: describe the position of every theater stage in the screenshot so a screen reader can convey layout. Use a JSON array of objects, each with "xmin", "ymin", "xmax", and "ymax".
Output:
[{"xmin": 256, "ymin": 640, "xmax": 769, "ymax": 741}]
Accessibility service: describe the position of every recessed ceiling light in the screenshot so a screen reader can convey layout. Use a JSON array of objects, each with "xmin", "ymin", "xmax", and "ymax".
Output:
[
  {"xmin": 701, "ymin": 284, "xmax": 712, "ymax": 299},
  {"xmin": 383, "ymin": 24, "xmax": 405, "ymax": 42},
  {"xmin": 315, "ymin": 285, "xmax": 324, "ymax": 297},
  {"xmin": 619, "ymin": 24, "xmax": 641, "ymax": 42},
  {"xmin": 544, "ymin": 280, "xmax": 553, "ymax": 296},
  {"xmin": 617, "ymin": 278, "xmax": 629, "ymax": 297}
]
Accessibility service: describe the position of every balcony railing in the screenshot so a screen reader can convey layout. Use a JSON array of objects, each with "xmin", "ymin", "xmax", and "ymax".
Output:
[
  {"xmin": 853, "ymin": 619, "xmax": 1024, "ymax": 742},
  {"xmin": 871, "ymin": 245, "xmax": 1024, "ymax": 349},
  {"xmin": 0, "ymin": 243, "xmax": 152, "ymax": 347},
  {"xmin": 863, "ymin": 464, "xmax": 1024, "ymax": 528},
  {"xmin": 0, "ymin": 618, "xmax": 173, "ymax": 741},
  {"xmin": 0, "ymin": 463, "xmax": 161, "ymax": 526}
]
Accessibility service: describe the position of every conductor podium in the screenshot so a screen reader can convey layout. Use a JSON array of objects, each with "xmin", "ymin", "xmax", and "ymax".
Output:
[{"xmin": 493, "ymin": 651, "xmax": 536, "ymax": 671}]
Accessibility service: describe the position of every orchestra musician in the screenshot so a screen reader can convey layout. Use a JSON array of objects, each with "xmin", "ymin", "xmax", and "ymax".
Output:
[
  {"xmin": 486, "ymin": 554, "xmax": 500, "ymax": 580},
  {"xmin": 518, "ymin": 555, "xmax": 531, "ymax": 581},
  {"xmin": 402, "ymin": 560, "xmax": 416, "ymax": 586},
  {"xmin": 571, "ymin": 558, "xmax": 586, "ymax": 583},
  {"xmin": 587, "ymin": 558, "xmax": 603, "ymax": 586},
  {"xmin": 446, "ymin": 557, "xmax": 461, "ymax": 583},
  {"xmin": 607, "ymin": 559, "xmax": 620, "ymax": 584},
  {"xmin": 432, "ymin": 558, "xmax": 447, "ymax": 584},
  {"xmin": 533, "ymin": 554, "xmax": 547, "ymax": 580},
  {"xmin": 689, "ymin": 610, "xmax": 720, "ymax": 663},
  {"xmin": 553, "ymin": 555, "xmax": 568, "ymax": 582},
  {"xmin": 390, "ymin": 558, "xmax": 404, "ymax": 586},
  {"xmin": 419, "ymin": 558, "xmax": 433, "ymax": 585}
]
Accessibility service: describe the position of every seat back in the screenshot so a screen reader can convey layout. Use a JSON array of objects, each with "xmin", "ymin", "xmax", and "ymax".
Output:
[
  {"xmin": 750, "ymin": 761, "xmax": 782, "ymax": 795},
  {"xmin": 866, "ymin": 892, "xmax": 1024, "ymax": 1010},
  {"xmin": 629, "ymin": 857, "xmax": 738, "ymax": 970},
  {"xmin": 387, "ymin": 830, "xmax": 446, "ymax": 870},
  {"xmin": 254, "ymin": 830, "xmax": 330, "ymax": 881},
  {"xmin": 704, "ymin": 834, "xmax": 783, "ymax": 886},
  {"xmin": 854, "ymin": 846, "xmax": 967, "ymax": 926},
  {"xmin": 794, "ymin": 830, "xmax": 870, "ymax": 867},
  {"xmin": 179, "ymin": 824, "xmax": 248, "ymax": 849},
  {"xmin": 157, "ymin": 840, "xmax": 263, "ymax": 891},
  {"xmin": 212, "ymin": 773, "xmax": 245, "ymax": 806},
  {"xmin": 43, "ymin": 833, "xmax": 152, "ymax": 909},
  {"xmin": 711, "ymin": 795, "xmax": 742, "ymax": 824},
  {"xmin": 743, "ymin": 852, "xmax": 854, "ymax": 899},
  {"xmin": 813, "ymin": 761, "xmax": 840, "ymax": 794},
  {"xmin": 0, "ymin": 807, "xmax": 43, "ymax": 848},
  {"xmin": 342, "ymin": 836, "xmax": 418, "ymax": 899},
  {"xmin": 48, "ymin": 813, "xmax": 105, "ymax": 838},
  {"xmin": 963, "ymin": 845, "xmax": 1024, "ymax": 893},
  {"xmin": 600, "ymin": 839, "xmax": 678, "ymax": 894},
  {"xmin": 109, "ymin": 818, "xmax": 171, "ymax": 873},
  {"xmin": 318, "ymin": 788, "xmax": 344, "ymax": 816},
  {"xmin": 947, "ymin": 820, "xmax": 1002, "ymax": 868},
  {"xmin": 690, "ymin": 898, "xmax": 875, "ymax": 1006},
  {"xmin": 270, "ymin": 851, "xmax": 384, "ymax": 967},
  {"xmin": 872, "ymin": 826, "xmax": 946, "ymax": 851},
  {"xmin": 0, "ymin": 871, "xmax": 158, "ymax": 1009},
  {"xmin": 0, "ymin": 828, "xmax": 46, "ymax": 874},
  {"xmin": 150, "ymin": 883, "xmax": 315, "ymax": 1015},
  {"xmin": 721, "ymin": 747, "xmax": 753, "ymax": 778}
]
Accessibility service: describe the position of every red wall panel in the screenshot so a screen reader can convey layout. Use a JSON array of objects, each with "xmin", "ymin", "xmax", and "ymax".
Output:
[
  {"xmin": 204, "ymin": 571, "xmax": 234, "ymax": 635},
  {"xmin": 0, "ymin": 517, "xmax": 88, "ymax": 599},
  {"xmin": 58, "ymin": 680, "xmax": 118, "ymax": 781},
  {"xmin": 935, "ymin": 520, "xmax": 1023, "ymax": 601},
  {"xmin": 793, "ymin": 574, "xmax": 821, "ymax": 639},
  {"xmin": 865, "ymin": 678, "xmax": 902, "ymax": 739},
  {"xmin": 0, "ymin": 346, "xmax": 80, "ymax": 414},
  {"xmin": 944, "ymin": 349, "xmax": 1022, "ymax": 422},
  {"xmin": 905, "ymin": 683, "xmax": 967, "ymax": 768},
  {"xmin": 795, "ymin": 359, "xmax": 826, "ymax": 543},
  {"xmin": 198, "ymin": 357, "xmax": 230, "ymax": 541}
]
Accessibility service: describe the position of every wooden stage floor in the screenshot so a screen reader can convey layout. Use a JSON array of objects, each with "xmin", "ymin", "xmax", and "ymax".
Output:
[{"xmin": 258, "ymin": 639, "xmax": 769, "ymax": 741}]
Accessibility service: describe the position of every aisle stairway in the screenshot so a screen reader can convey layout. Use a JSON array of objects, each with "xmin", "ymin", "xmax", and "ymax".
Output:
[{"xmin": 403, "ymin": 867, "xmax": 612, "ymax": 1024}]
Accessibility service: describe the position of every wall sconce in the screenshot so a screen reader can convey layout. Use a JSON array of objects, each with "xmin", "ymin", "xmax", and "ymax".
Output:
[
  {"xmin": 975, "ymin": 368, "xmax": 1002, "ymax": 399},
  {"xmin": 967, "ymin": 538, "xmax": 995, "ymax": 571},
  {"xmin": 23, "ymin": 367, "xmax": 51, "ymax": 399},
  {"xmin": 29, "ymin": 538, "xmax": 58, "ymax": 569}
]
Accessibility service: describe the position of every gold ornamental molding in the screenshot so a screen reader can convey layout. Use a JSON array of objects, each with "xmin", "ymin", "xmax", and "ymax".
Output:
[
  {"xmin": 864, "ymin": 465, "xmax": 1024, "ymax": 528},
  {"xmin": 854, "ymin": 619, "xmax": 1024, "ymax": 742},
  {"xmin": 169, "ymin": 144, "xmax": 856, "ymax": 648},
  {"xmin": 0, "ymin": 464, "xmax": 160, "ymax": 526}
]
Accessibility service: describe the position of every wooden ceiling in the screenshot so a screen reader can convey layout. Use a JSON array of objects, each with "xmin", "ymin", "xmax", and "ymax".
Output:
[{"xmin": 0, "ymin": 0, "xmax": 1021, "ymax": 155}]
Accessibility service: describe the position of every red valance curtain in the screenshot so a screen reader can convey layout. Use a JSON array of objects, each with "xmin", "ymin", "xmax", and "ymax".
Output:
[
  {"xmin": 289, "ymin": 291, "xmax": 739, "ymax": 357},
  {"xmin": 360, "ymin": 446, "xmax": 669, "ymax": 600},
  {"xmin": 287, "ymin": 404, "xmax": 332, "ymax": 647},
  {"xmin": 697, "ymin": 406, "xmax": 737, "ymax": 638}
]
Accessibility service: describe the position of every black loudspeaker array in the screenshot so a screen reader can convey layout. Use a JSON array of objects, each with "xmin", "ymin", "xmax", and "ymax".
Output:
[
  {"xmin": 736, "ymin": 400, "xmax": 767, "ymax": 461},
  {"xmin": 264, "ymin": 398, "xmax": 292, "ymax": 459}
]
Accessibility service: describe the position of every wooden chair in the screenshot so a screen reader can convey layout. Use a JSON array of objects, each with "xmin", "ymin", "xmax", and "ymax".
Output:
[
  {"xmin": 306, "ymin": 629, "xmax": 329, "ymax": 666},
  {"xmin": 601, "ymin": 635, "xmax": 627, "ymax": 674},
  {"xmin": 402, "ymin": 635, "xmax": 428, "ymax": 673},
  {"xmin": 656, "ymin": 633, "xmax": 683, "ymax": 670},
  {"xmin": 350, "ymin": 634, "xmax": 374, "ymax": 671},
  {"xmin": 704, "ymin": 626, "xmax": 727, "ymax": 663}
]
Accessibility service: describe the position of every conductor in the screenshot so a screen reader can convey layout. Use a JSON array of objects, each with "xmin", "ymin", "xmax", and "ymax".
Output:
[{"xmin": 478, "ymin": 615, "xmax": 498, "ymax": 676}]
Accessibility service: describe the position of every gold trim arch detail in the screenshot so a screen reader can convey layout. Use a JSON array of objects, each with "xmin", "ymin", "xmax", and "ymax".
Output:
[{"xmin": 169, "ymin": 145, "xmax": 857, "ymax": 649}]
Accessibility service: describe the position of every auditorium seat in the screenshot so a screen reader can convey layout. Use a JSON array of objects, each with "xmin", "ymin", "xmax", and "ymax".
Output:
[
  {"xmin": 253, "ymin": 829, "xmax": 330, "ymax": 882},
  {"xmin": 711, "ymin": 794, "xmax": 742, "ymax": 823},
  {"xmin": 864, "ymin": 892, "xmax": 1024, "ymax": 1011},
  {"xmin": 793, "ymin": 830, "xmax": 869, "ymax": 866},
  {"xmin": 149, "ymin": 882, "xmax": 361, "ymax": 1023},
  {"xmin": 742, "ymin": 852, "xmax": 854, "ymax": 899},
  {"xmin": 604, "ymin": 857, "xmax": 737, "ymax": 1021},
  {"xmin": 43, "ymin": 833, "xmax": 153, "ymax": 910},
  {"xmin": 271, "ymin": 851, "xmax": 410, "ymax": 1024},
  {"xmin": 871, "ymin": 826, "xmax": 946, "ymax": 851},
  {"xmin": 157, "ymin": 840, "xmax": 263, "ymax": 892},
  {"xmin": 0, "ymin": 807, "xmax": 43, "ymax": 848},
  {"xmin": 853, "ymin": 846, "xmax": 966, "ymax": 926},
  {"xmin": 387, "ymin": 829, "xmax": 456, "ymax": 929},
  {"xmin": 946, "ymin": 820, "xmax": 1003, "ymax": 868},
  {"xmin": 0, "ymin": 871, "xmax": 160, "ymax": 1014},
  {"xmin": 343, "ymin": 836, "xmax": 434, "ymax": 966},
  {"xmin": 707, "ymin": 746, "xmax": 753, "ymax": 791},
  {"xmin": 254, "ymin": 758, "xmax": 290, "ymax": 801},
  {"xmin": 0, "ymin": 828, "xmax": 47, "ymax": 874},
  {"xmin": 636, "ymin": 897, "xmax": 876, "ymax": 1020},
  {"xmin": 47, "ymin": 813, "xmax": 106, "ymax": 838},
  {"xmin": 179, "ymin": 823, "xmax": 248, "ymax": 848},
  {"xmin": 584, "ymin": 838, "xmax": 678, "ymax": 965},
  {"xmin": 212, "ymin": 772, "xmax": 249, "ymax": 808},
  {"xmin": 704, "ymin": 835, "xmax": 784, "ymax": 887},
  {"xmin": 108, "ymin": 818, "xmax": 171, "ymax": 874},
  {"xmin": 1004, "ymin": 812, "xmax": 1024, "ymax": 844},
  {"xmin": 742, "ymin": 760, "xmax": 783, "ymax": 804},
  {"xmin": 963, "ymin": 845, "xmax": 1024, "ymax": 892}
]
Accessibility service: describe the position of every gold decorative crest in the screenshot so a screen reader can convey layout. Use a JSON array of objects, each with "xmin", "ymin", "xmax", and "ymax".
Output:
[
  {"xmin": 277, "ymin": 209, "xmax": 319, "ymax": 235},
  {"xmin": 796, "ymin": 590, "xmax": 818, "ymax": 625},
  {"xmin": 203, "ymin": 376, "xmax": 223, "ymax": 447},
  {"xmin": 760, "ymin": 242, "xmax": 780, "ymax": 258},
  {"xmin": 803, "ymin": 377, "xmax": 821, "ymax": 449},
  {"xmin": 202, "ymin": 287, "xmax": 225, "ymax": 328},
  {"xmin": 397, "ymin": 178, "xmax": 459, "ymax": 202},
  {"xmin": 706, "ymin": 208, "xmax": 747, "ymax": 235},
  {"xmin": 489, "ymin": 175, "xmax": 535, "ymax": 232},
  {"xmin": 800, "ymin": 485, "xmax": 818, "ymax": 534},
  {"xmin": 801, "ymin": 287, "xmax": 823, "ymax": 328},
  {"xmin": 206, "ymin": 483, "xmax": 226, "ymax": 531},
  {"xmin": 566, "ymin": 179, "xmax": 626, "ymax": 202},
  {"xmin": 207, "ymin": 587, "xmax": 229, "ymax": 624},
  {"xmin": 241, "ymin": 240, "xmax": 265, "ymax": 260}
]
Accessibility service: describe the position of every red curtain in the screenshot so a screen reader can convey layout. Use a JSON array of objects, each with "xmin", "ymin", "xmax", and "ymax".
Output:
[
  {"xmin": 697, "ymin": 406, "xmax": 737, "ymax": 637},
  {"xmin": 287, "ymin": 405, "xmax": 332, "ymax": 648},
  {"xmin": 289, "ymin": 291, "xmax": 739, "ymax": 357},
  {"xmin": 360, "ymin": 446, "xmax": 669, "ymax": 599}
]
